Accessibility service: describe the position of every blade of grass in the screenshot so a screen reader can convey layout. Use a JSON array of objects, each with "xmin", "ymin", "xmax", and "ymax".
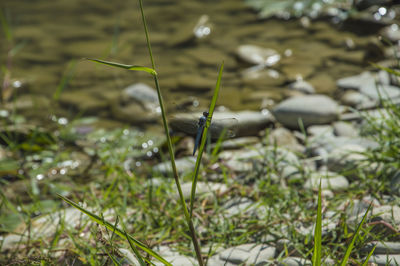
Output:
[
  {"xmin": 189, "ymin": 62, "xmax": 224, "ymax": 218},
  {"xmin": 137, "ymin": 0, "xmax": 203, "ymax": 265},
  {"xmin": 121, "ymin": 220, "xmax": 147, "ymax": 266},
  {"xmin": 339, "ymin": 204, "xmax": 372, "ymax": 266},
  {"xmin": 370, "ymin": 63, "xmax": 400, "ymax": 77},
  {"xmin": 361, "ymin": 244, "xmax": 376, "ymax": 266},
  {"xmin": 58, "ymin": 194, "xmax": 171, "ymax": 266},
  {"xmin": 86, "ymin": 58, "xmax": 157, "ymax": 76},
  {"xmin": 54, "ymin": 59, "xmax": 77, "ymax": 100},
  {"xmin": 312, "ymin": 179, "xmax": 322, "ymax": 266},
  {"xmin": 104, "ymin": 248, "xmax": 121, "ymax": 266}
]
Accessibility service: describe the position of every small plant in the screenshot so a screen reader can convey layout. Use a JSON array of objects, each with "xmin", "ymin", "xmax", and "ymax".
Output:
[{"xmin": 58, "ymin": 0, "xmax": 225, "ymax": 265}]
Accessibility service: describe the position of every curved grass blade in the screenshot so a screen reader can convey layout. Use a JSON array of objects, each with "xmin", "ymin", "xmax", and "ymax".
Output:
[
  {"xmin": 189, "ymin": 62, "xmax": 224, "ymax": 218},
  {"xmin": 312, "ymin": 179, "xmax": 322, "ymax": 266},
  {"xmin": 339, "ymin": 203, "xmax": 372, "ymax": 266},
  {"xmin": 86, "ymin": 58, "xmax": 157, "ymax": 76},
  {"xmin": 58, "ymin": 194, "xmax": 171, "ymax": 266}
]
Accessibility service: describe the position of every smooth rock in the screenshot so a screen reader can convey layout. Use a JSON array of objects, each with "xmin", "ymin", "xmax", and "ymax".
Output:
[
  {"xmin": 359, "ymin": 83, "xmax": 400, "ymax": 101},
  {"xmin": 336, "ymin": 72, "xmax": 375, "ymax": 91},
  {"xmin": 222, "ymin": 198, "xmax": 255, "ymax": 217},
  {"xmin": 153, "ymin": 157, "xmax": 196, "ymax": 175},
  {"xmin": 340, "ymin": 90, "xmax": 374, "ymax": 108},
  {"xmin": 326, "ymin": 143, "xmax": 367, "ymax": 173},
  {"xmin": 237, "ymin": 44, "xmax": 280, "ymax": 66},
  {"xmin": 333, "ymin": 121, "xmax": 358, "ymax": 137},
  {"xmin": 304, "ymin": 171, "xmax": 349, "ymax": 191},
  {"xmin": 380, "ymin": 24, "xmax": 400, "ymax": 43},
  {"xmin": 268, "ymin": 127, "xmax": 304, "ymax": 153},
  {"xmin": 391, "ymin": 171, "xmax": 400, "ymax": 196},
  {"xmin": 111, "ymin": 83, "xmax": 160, "ymax": 123},
  {"xmin": 371, "ymin": 205, "xmax": 400, "ymax": 225},
  {"xmin": 362, "ymin": 241, "xmax": 400, "ymax": 254},
  {"xmin": 219, "ymin": 243, "xmax": 276, "ymax": 265},
  {"xmin": 369, "ymin": 254, "xmax": 400, "ymax": 266},
  {"xmin": 273, "ymin": 95, "xmax": 339, "ymax": 129},
  {"xmin": 307, "ymin": 125, "xmax": 334, "ymax": 138},
  {"xmin": 278, "ymin": 257, "xmax": 312, "ymax": 266},
  {"xmin": 178, "ymin": 181, "xmax": 228, "ymax": 200},
  {"xmin": 241, "ymin": 67, "xmax": 286, "ymax": 89},
  {"xmin": 170, "ymin": 110, "xmax": 275, "ymax": 139},
  {"xmin": 288, "ymin": 79, "xmax": 315, "ymax": 94}
]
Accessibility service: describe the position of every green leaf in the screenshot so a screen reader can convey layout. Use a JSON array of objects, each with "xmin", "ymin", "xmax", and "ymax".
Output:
[
  {"xmin": 86, "ymin": 58, "xmax": 157, "ymax": 76},
  {"xmin": 58, "ymin": 194, "xmax": 171, "ymax": 266},
  {"xmin": 371, "ymin": 63, "xmax": 400, "ymax": 77},
  {"xmin": 312, "ymin": 179, "xmax": 322, "ymax": 266},
  {"xmin": 189, "ymin": 61, "xmax": 224, "ymax": 217},
  {"xmin": 361, "ymin": 244, "xmax": 376, "ymax": 266},
  {"xmin": 339, "ymin": 204, "xmax": 372, "ymax": 266}
]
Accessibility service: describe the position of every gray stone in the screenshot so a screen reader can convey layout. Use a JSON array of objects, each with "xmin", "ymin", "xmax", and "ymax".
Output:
[
  {"xmin": 288, "ymin": 79, "xmax": 315, "ymax": 94},
  {"xmin": 219, "ymin": 243, "xmax": 275, "ymax": 265},
  {"xmin": 111, "ymin": 83, "xmax": 160, "ymax": 123},
  {"xmin": 153, "ymin": 157, "xmax": 196, "ymax": 175},
  {"xmin": 237, "ymin": 44, "xmax": 280, "ymax": 66},
  {"xmin": 326, "ymin": 143, "xmax": 367, "ymax": 172},
  {"xmin": 268, "ymin": 127, "xmax": 304, "ymax": 153},
  {"xmin": 333, "ymin": 121, "xmax": 358, "ymax": 137},
  {"xmin": 337, "ymin": 72, "xmax": 375, "ymax": 91},
  {"xmin": 362, "ymin": 241, "xmax": 400, "ymax": 254},
  {"xmin": 340, "ymin": 90, "xmax": 374, "ymax": 108},
  {"xmin": 372, "ymin": 205, "xmax": 400, "ymax": 226},
  {"xmin": 278, "ymin": 257, "xmax": 312, "ymax": 266},
  {"xmin": 391, "ymin": 171, "xmax": 400, "ymax": 196},
  {"xmin": 307, "ymin": 125, "xmax": 334, "ymax": 138},
  {"xmin": 170, "ymin": 110, "xmax": 274, "ymax": 139},
  {"xmin": 222, "ymin": 198, "xmax": 255, "ymax": 217},
  {"xmin": 178, "ymin": 181, "xmax": 228, "ymax": 200},
  {"xmin": 304, "ymin": 171, "xmax": 349, "ymax": 191},
  {"xmin": 359, "ymin": 83, "xmax": 400, "ymax": 101},
  {"xmin": 369, "ymin": 254, "xmax": 400, "ymax": 266},
  {"xmin": 121, "ymin": 83, "xmax": 159, "ymax": 107},
  {"xmin": 273, "ymin": 95, "xmax": 339, "ymax": 129},
  {"xmin": 380, "ymin": 24, "xmax": 400, "ymax": 43}
]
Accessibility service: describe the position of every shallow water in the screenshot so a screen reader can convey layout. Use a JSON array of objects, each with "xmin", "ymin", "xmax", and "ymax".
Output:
[{"xmin": 0, "ymin": 0, "xmax": 385, "ymax": 129}]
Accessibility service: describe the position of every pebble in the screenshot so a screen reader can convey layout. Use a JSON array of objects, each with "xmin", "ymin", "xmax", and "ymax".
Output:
[
  {"xmin": 153, "ymin": 156, "xmax": 196, "ymax": 175},
  {"xmin": 237, "ymin": 44, "xmax": 281, "ymax": 66},
  {"xmin": 369, "ymin": 254, "xmax": 400, "ymax": 266},
  {"xmin": 288, "ymin": 79, "xmax": 315, "ymax": 94},
  {"xmin": 333, "ymin": 121, "xmax": 359, "ymax": 137},
  {"xmin": 304, "ymin": 171, "xmax": 349, "ymax": 191},
  {"xmin": 216, "ymin": 243, "xmax": 276, "ymax": 265},
  {"xmin": 273, "ymin": 95, "xmax": 339, "ymax": 129}
]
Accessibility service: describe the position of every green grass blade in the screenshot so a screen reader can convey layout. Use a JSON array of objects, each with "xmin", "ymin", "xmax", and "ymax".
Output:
[
  {"xmin": 54, "ymin": 59, "xmax": 77, "ymax": 100},
  {"xmin": 105, "ymin": 249, "xmax": 122, "ymax": 266},
  {"xmin": 312, "ymin": 179, "xmax": 322, "ymax": 266},
  {"xmin": 57, "ymin": 194, "xmax": 171, "ymax": 266},
  {"xmin": 137, "ymin": 0, "xmax": 203, "ymax": 265},
  {"xmin": 370, "ymin": 63, "xmax": 400, "ymax": 77},
  {"xmin": 361, "ymin": 244, "xmax": 376, "ymax": 266},
  {"xmin": 123, "ymin": 227, "xmax": 147, "ymax": 266},
  {"xmin": 189, "ymin": 62, "xmax": 224, "ymax": 218},
  {"xmin": 0, "ymin": 10, "xmax": 12, "ymax": 42},
  {"xmin": 86, "ymin": 58, "xmax": 157, "ymax": 76},
  {"xmin": 339, "ymin": 204, "xmax": 372, "ymax": 266}
]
